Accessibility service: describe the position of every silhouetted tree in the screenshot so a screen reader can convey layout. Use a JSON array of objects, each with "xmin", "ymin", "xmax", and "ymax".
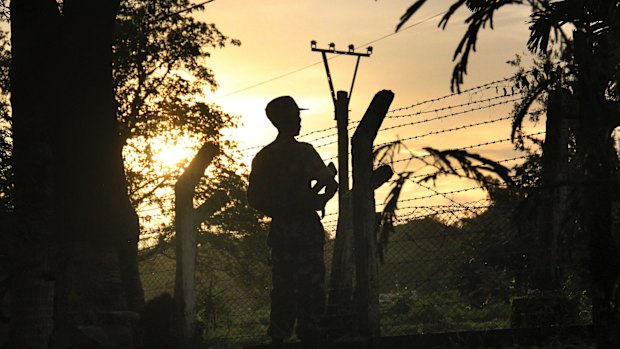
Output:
[
  {"xmin": 4, "ymin": 1, "xmax": 252, "ymax": 347},
  {"xmin": 0, "ymin": 30, "xmax": 10, "ymax": 216},
  {"xmin": 398, "ymin": 1, "xmax": 620, "ymax": 347},
  {"xmin": 9, "ymin": 0, "xmax": 141, "ymax": 346},
  {"xmin": 113, "ymin": 0, "xmax": 243, "ymax": 226}
]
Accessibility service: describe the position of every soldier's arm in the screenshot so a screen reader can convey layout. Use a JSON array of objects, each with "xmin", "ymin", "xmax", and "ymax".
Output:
[
  {"xmin": 247, "ymin": 156, "xmax": 279, "ymax": 217},
  {"xmin": 304, "ymin": 145, "xmax": 338, "ymax": 210}
]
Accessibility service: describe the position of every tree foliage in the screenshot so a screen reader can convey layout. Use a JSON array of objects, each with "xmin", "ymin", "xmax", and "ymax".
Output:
[
  {"xmin": 110, "ymin": 0, "xmax": 262, "ymax": 243},
  {"xmin": 373, "ymin": 140, "xmax": 513, "ymax": 261},
  {"xmin": 111, "ymin": 3, "xmax": 270, "ymax": 328},
  {"xmin": 398, "ymin": 1, "xmax": 620, "ymax": 346},
  {"xmin": 114, "ymin": 0, "xmax": 240, "ymax": 143},
  {"xmin": 0, "ymin": 30, "xmax": 10, "ymax": 214}
]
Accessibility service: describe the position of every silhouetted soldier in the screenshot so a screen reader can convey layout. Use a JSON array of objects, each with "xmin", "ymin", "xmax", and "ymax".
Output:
[{"xmin": 247, "ymin": 96, "xmax": 338, "ymax": 349}]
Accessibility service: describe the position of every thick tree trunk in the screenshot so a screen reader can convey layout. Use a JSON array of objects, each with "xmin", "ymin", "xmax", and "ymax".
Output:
[
  {"xmin": 52, "ymin": 0, "xmax": 143, "ymax": 337},
  {"xmin": 8, "ymin": 0, "xmax": 60, "ymax": 347},
  {"xmin": 10, "ymin": 0, "xmax": 144, "ymax": 347},
  {"xmin": 572, "ymin": 30, "xmax": 620, "ymax": 349},
  {"xmin": 579, "ymin": 124, "xmax": 619, "ymax": 349}
]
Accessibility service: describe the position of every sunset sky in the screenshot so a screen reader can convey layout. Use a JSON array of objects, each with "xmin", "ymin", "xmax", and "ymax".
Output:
[{"xmin": 188, "ymin": 0, "xmax": 542, "ymax": 227}]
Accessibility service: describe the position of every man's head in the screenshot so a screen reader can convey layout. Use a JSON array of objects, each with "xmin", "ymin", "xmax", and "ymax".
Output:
[{"xmin": 265, "ymin": 96, "xmax": 306, "ymax": 136}]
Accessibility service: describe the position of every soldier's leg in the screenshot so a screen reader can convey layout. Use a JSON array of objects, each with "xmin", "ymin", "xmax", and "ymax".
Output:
[
  {"xmin": 295, "ymin": 244, "xmax": 326, "ymax": 343},
  {"xmin": 268, "ymin": 246, "xmax": 297, "ymax": 342}
]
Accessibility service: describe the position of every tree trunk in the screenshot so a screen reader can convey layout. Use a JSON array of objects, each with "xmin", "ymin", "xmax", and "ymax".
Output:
[
  {"xmin": 9, "ymin": 0, "xmax": 59, "ymax": 346},
  {"xmin": 573, "ymin": 30, "xmax": 620, "ymax": 349},
  {"xmin": 10, "ymin": 0, "xmax": 144, "ymax": 347}
]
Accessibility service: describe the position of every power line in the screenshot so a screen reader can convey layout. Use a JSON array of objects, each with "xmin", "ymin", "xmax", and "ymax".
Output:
[
  {"xmin": 213, "ymin": 11, "xmax": 447, "ymax": 100},
  {"xmin": 216, "ymin": 61, "xmax": 326, "ymax": 99},
  {"xmin": 356, "ymin": 11, "xmax": 447, "ymax": 48}
]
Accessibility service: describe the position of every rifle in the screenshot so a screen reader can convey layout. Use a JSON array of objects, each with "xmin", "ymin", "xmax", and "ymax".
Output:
[{"xmin": 311, "ymin": 162, "xmax": 337, "ymax": 218}]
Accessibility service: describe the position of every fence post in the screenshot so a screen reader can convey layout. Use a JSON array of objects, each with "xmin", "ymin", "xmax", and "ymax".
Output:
[
  {"xmin": 174, "ymin": 143, "xmax": 228, "ymax": 347},
  {"xmin": 351, "ymin": 90, "xmax": 394, "ymax": 342},
  {"xmin": 539, "ymin": 90, "xmax": 569, "ymax": 291},
  {"xmin": 327, "ymin": 91, "xmax": 355, "ymax": 329}
]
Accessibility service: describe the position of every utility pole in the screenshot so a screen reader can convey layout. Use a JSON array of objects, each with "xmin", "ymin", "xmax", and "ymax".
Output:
[{"xmin": 311, "ymin": 41, "xmax": 372, "ymax": 337}]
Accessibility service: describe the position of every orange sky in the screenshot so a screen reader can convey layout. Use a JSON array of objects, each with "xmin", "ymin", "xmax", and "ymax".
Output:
[{"xmin": 191, "ymin": 0, "xmax": 543, "ymax": 227}]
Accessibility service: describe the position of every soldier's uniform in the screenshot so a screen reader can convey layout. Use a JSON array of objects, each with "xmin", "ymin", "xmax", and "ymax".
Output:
[{"xmin": 248, "ymin": 126, "xmax": 336, "ymax": 344}]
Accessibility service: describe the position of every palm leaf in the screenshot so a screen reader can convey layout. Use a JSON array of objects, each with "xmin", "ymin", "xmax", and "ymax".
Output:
[
  {"xmin": 377, "ymin": 172, "xmax": 411, "ymax": 263},
  {"xmin": 396, "ymin": 0, "xmax": 428, "ymax": 31},
  {"xmin": 511, "ymin": 78, "xmax": 550, "ymax": 141},
  {"xmin": 420, "ymin": 147, "xmax": 514, "ymax": 188}
]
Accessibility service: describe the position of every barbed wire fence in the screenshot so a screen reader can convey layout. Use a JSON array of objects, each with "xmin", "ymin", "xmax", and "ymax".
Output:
[{"xmin": 136, "ymin": 76, "xmax": 594, "ymax": 347}]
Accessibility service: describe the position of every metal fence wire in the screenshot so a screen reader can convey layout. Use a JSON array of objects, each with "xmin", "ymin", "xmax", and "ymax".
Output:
[{"xmin": 138, "ymin": 197, "xmax": 593, "ymax": 347}]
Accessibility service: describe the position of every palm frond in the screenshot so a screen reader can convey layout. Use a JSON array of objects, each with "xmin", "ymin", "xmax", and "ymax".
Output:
[
  {"xmin": 396, "ymin": 0, "xmax": 428, "ymax": 31},
  {"xmin": 511, "ymin": 78, "xmax": 550, "ymax": 141},
  {"xmin": 438, "ymin": 0, "xmax": 468, "ymax": 29},
  {"xmin": 420, "ymin": 147, "xmax": 514, "ymax": 188},
  {"xmin": 377, "ymin": 172, "xmax": 411, "ymax": 263},
  {"xmin": 373, "ymin": 140, "xmax": 402, "ymax": 166},
  {"xmin": 447, "ymin": 0, "xmax": 523, "ymax": 92}
]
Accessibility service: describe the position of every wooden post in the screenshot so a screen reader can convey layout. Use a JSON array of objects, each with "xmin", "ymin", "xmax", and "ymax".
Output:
[
  {"xmin": 327, "ymin": 91, "xmax": 355, "ymax": 328},
  {"xmin": 538, "ymin": 90, "xmax": 569, "ymax": 291},
  {"xmin": 174, "ymin": 143, "xmax": 228, "ymax": 347},
  {"xmin": 351, "ymin": 90, "xmax": 394, "ymax": 341}
]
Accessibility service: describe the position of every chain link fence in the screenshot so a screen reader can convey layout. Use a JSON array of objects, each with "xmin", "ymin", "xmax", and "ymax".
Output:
[{"xmin": 138, "ymin": 196, "xmax": 593, "ymax": 347}]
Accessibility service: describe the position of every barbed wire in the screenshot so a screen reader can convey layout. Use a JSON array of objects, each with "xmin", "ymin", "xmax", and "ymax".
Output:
[
  {"xmin": 395, "ymin": 200, "xmax": 492, "ymax": 210},
  {"xmin": 393, "ymin": 206, "xmax": 492, "ymax": 222},
  {"xmin": 296, "ymin": 125, "xmax": 338, "ymax": 139},
  {"xmin": 238, "ymin": 83, "xmax": 525, "ymax": 155},
  {"xmin": 387, "ymin": 74, "xmax": 522, "ymax": 113},
  {"xmin": 302, "ymin": 93, "xmax": 520, "ymax": 144},
  {"xmin": 387, "ymin": 94, "xmax": 522, "ymax": 119},
  {"xmin": 303, "ymin": 94, "xmax": 521, "ymax": 147},
  {"xmin": 396, "ymin": 185, "xmax": 498, "ymax": 204},
  {"xmin": 387, "ymin": 131, "xmax": 546, "ymax": 167},
  {"xmin": 405, "ymin": 155, "xmax": 532, "ymax": 181},
  {"xmin": 305, "ymin": 124, "xmax": 359, "ymax": 147},
  {"xmin": 312, "ymin": 96, "xmax": 522, "ymax": 151},
  {"xmin": 375, "ymin": 115, "xmax": 513, "ymax": 149},
  {"xmin": 379, "ymin": 97, "xmax": 523, "ymax": 134}
]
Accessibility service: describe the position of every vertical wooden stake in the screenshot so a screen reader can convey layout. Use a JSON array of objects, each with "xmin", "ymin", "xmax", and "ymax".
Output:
[
  {"xmin": 174, "ymin": 143, "xmax": 228, "ymax": 347},
  {"xmin": 327, "ymin": 91, "xmax": 355, "ymax": 328},
  {"xmin": 351, "ymin": 90, "xmax": 394, "ymax": 341},
  {"xmin": 539, "ymin": 90, "xmax": 569, "ymax": 291}
]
